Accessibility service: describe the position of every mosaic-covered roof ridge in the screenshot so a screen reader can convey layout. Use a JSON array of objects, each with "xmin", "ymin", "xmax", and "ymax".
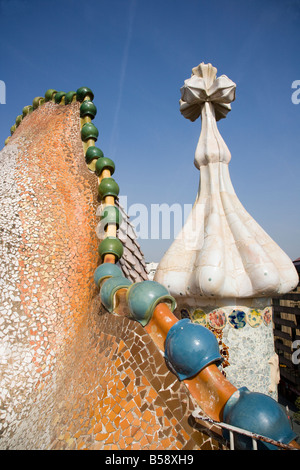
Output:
[
  {"xmin": 5, "ymin": 86, "xmax": 148, "ymax": 281},
  {"xmin": 5, "ymin": 87, "xmax": 96, "ymax": 146},
  {"xmin": 1, "ymin": 84, "xmax": 299, "ymax": 450}
]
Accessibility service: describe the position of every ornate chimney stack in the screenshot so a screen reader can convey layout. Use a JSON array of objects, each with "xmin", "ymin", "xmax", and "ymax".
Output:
[{"xmin": 155, "ymin": 62, "xmax": 299, "ymax": 398}]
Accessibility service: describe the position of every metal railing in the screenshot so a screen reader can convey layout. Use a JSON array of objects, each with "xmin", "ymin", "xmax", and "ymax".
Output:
[{"xmin": 191, "ymin": 409, "xmax": 299, "ymax": 450}]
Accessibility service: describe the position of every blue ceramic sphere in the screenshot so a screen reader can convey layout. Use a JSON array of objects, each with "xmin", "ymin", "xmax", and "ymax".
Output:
[
  {"xmin": 100, "ymin": 276, "xmax": 132, "ymax": 312},
  {"xmin": 164, "ymin": 318, "xmax": 223, "ymax": 380},
  {"xmin": 223, "ymin": 387, "xmax": 297, "ymax": 450},
  {"xmin": 126, "ymin": 280, "xmax": 176, "ymax": 326},
  {"xmin": 94, "ymin": 263, "xmax": 124, "ymax": 287}
]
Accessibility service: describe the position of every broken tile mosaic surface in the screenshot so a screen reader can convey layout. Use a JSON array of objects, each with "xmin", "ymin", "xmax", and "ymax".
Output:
[{"xmin": 0, "ymin": 100, "xmax": 224, "ymax": 450}]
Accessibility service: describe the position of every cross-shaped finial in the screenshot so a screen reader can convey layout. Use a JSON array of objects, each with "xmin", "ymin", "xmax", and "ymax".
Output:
[
  {"xmin": 179, "ymin": 62, "xmax": 236, "ymax": 122},
  {"xmin": 179, "ymin": 63, "xmax": 236, "ymax": 169}
]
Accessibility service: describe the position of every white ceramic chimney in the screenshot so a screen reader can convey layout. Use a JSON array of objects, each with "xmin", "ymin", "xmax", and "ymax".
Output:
[{"xmin": 155, "ymin": 63, "xmax": 298, "ymax": 398}]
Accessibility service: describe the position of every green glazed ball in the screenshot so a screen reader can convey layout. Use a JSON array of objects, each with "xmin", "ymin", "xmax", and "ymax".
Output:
[
  {"xmin": 98, "ymin": 236, "xmax": 124, "ymax": 261},
  {"xmin": 54, "ymin": 91, "xmax": 66, "ymax": 104},
  {"xmin": 98, "ymin": 178, "xmax": 119, "ymax": 199},
  {"xmin": 81, "ymin": 122, "xmax": 99, "ymax": 142},
  {"xmin": 32, "ymin": 96, "xmax": 45, "ymax": 109},
  {"xmin": 44, "ymin": 89, "xmax": 58, "ymax": 102},
  {"xmin": 85, "ymin": 146, "xmax": 104, "ymax": 163},
  {"xmin": 99, "ymin": 205, "xmax": 122, "ymax": 228},
  {"xmin": 64, "ymin": 91, "xmax": 77, "ymax": 104},
  {"xmin": 95, "ymin": 157, "xmax": 115, "ymax": 176},
  {"xmin": 22, "ymin": 105, "xmax": 33, "ymax": 117},
  {"xmin": 15, "ymin": 115, "xmax": 23, "ymax": 127},
  {"xmin": 76, "ymin": 86, "xmax": 94, "ymax": 102},
  {"xmin": 80, "ymin": 100, "xmax": 97, "ymax": 119}
]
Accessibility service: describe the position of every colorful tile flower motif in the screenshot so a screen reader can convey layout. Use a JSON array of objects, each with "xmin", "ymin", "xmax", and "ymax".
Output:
[
  {"xmin": 228, "ymin": 310, "xmax": 246, "ymax": 329},
  {"xmin": 263, "ymin": 307, "xmax": 272, "ymax": 326},
  {"xmin": 192, "ymin": 308, "xmax": 207, "ymax": 326},
  {"xmin": 180, "ymin": 308, "xmax": 191, "ymax": 319},
  {"xmin": 192, "ymin": 307, "xmax": 272, "ymax": 329},
  {"xmin": 246, "ymin": 309, "xmax": 262, "ymax": 328},
  {"xmin": 207, "ymin": 309, "xmax": 226, "ymax": 329}
]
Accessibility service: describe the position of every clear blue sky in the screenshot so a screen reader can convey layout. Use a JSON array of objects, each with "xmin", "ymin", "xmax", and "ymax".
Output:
[{"xmin": 1, "ymin": 0, "xmax": 299, "ymax": 263}]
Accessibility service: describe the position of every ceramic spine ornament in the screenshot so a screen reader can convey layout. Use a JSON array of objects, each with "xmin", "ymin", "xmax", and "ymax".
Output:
[{"xmin": 155, "ymin": 62, "xmax": 299, "ymax": 397}]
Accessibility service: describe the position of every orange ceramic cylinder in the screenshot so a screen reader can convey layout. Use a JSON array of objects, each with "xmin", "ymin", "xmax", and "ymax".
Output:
[
  {"xmin": 145, "ymin": 302, "xmax": 237, "ymax": 422},
  {"xmin": 145, "ymin": 302, "xmax": 178, "ymax": 351}
]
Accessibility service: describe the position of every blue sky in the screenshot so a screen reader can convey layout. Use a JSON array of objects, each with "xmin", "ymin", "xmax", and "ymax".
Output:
[{"xmin": 0, "ymin": 0, "xmax": 300, "ymax": 262}]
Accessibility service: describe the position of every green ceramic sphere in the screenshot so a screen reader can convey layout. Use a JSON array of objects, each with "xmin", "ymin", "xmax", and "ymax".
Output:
[
  {"xmin": 81, "ymin": 122, "xmax": 99, "ymax": 142},
  {"xmin": 15, "ymin": 115, "xmax": 23, "ymax": 127},
  {"xmin": 32, "ymin": 96, "xmax": 45, "ymax": 109},
  {"xmin": 98, "ymin": 236, "xmax": 124, "ymax": 262},
  {"xmin": 98, "ymin": 177, "xmax": 119, "ymax": 199},
  {"xmin": 76, "ymin": 87, "xmax": 94, "ymax": 102},
  {"xmin": 64, "ymin": 91, "xmax": 77, "ymax": 104},
  {"xmin": 44, "ymin": 89, "xmax": 57, "ymax": 102},
  {"xmin": 85, "ymin": 146, "xmax": 104, "ymax": 163},
  {"xmin": 54, "ymin": 91, "xmax": 66, "ymax": 104},
  {"xmin": 95, "ymin": 157, "xmax": 115, "ymax": 176},
  {"xmin": 99, "ymin": 205, "xmax": 122, "ymax": 229},
  {"xmin": 10, "ymin": 124, "xmax": 16, "ymax": 135},
  {"xmin": 80, "ymin": 100, "xmax": 97, "ymax": 119},
  {"xmin": 22, "ymin": 105, "xmax": 33, "ymax": 117}
]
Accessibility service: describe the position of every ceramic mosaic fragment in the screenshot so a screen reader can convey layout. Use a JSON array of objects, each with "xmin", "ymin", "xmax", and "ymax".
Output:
[
  {"xmin": 228, "ymin": 310, "xmax": 246, "ymax": 329},
  {"xmin": 207, "ymin": 309, "xmax": 226, "ymax": 329},
  {"xmin": 192, "ymin": 308, "xmax": 207, "ymax": 326},
  {"xmin": 246, "ymin": 309, "xmax": 263, "ymax": 328},
  {"xmin": 263, "ymin": 307, "xmax": 272, "ymax": 326}
]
